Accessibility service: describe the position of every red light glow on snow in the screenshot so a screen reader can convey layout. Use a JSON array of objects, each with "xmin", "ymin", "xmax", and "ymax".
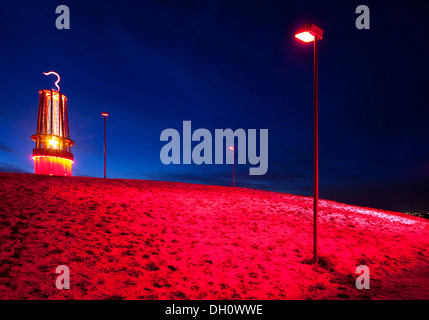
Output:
[
  {"xmin": 1, "ymin": 172, "xmax": 428, "ymax": 300},
  {"xmin": 295, "ymin": 31, "xmax": 315, "ymax": 42}
]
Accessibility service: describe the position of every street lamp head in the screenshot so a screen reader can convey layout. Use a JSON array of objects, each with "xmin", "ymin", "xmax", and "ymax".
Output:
[
  {"xmin": 101, "ymin": 112, "xmax": 109, "ymax": 117},
  {"xmin": 295, "ymin": 31, "xmax": 315, "ymax": 43},
  {"xmin": 295, "ymin": 24, "xmax": 324, "ymax": 42}
]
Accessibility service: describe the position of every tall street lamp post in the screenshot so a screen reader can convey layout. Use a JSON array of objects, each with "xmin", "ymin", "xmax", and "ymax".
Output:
[
  {"xmin": 295, "ymin": 23, "xmax": 324, "ymax": 263},
  {"xmin": 101, "ymin": 112, "xmax": 109, "ymax": 179},
  {"xmin": 229, "ymin": 146, "xmax": 235, "ymax": 187}
]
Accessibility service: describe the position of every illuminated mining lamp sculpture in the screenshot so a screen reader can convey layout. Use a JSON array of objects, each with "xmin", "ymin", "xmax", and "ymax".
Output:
[
  {"xmin": 295, "ymin": 24, "xmax": 324, "ymax": 263},
  {"xmin": 229, "ymin": 146, "xmax": 235, "ymax": 187},
  {"xmin": 31, "ymin": 72, "xmax": 74, "ymax": 176}
]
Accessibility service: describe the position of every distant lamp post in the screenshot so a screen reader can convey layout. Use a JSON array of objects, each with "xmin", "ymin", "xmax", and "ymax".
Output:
[
  {"xmin": 295, "ymin": 23, "xmax": 324, "ymax": 263},
  {"xmin": 228, "ymin": 146, "xmax": 235, "ymax": 187},
  {"xmin": 101, "ymin": 112, "xmax": 109, "ymax": 179}
]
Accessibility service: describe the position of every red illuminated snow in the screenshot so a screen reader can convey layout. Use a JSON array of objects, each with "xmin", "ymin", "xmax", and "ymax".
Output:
[{"xmin": 0, "ymin": 172, "xmax": 428, "ymax": 300}]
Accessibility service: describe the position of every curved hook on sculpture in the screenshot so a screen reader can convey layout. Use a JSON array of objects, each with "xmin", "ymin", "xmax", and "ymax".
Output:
[{"xmin": 43, "ymin": 71, "xmax": 61, "ymax": 92}]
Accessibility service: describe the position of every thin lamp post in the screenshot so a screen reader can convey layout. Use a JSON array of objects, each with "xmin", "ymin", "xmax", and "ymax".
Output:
[
  {"xmin": 295, "ymin": 24, "xmax": 324, "ymax": 263},
  {"xmin": 101, "ymin": 112, "xmax": 109, "ymax": 179},
  {"xmin": 229, "ymin": 146, "xmax": 235, "ymax": 187}
]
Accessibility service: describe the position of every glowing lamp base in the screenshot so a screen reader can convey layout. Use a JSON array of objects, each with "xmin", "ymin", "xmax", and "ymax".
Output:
[{"xmin": 33, "ymin": 156, "xmax": 73, "ymax": 176}]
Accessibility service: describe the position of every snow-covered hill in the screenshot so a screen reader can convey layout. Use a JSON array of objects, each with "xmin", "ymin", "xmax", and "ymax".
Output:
[{"xmin": 0, "ymin": 172, "xmax": 428, "ymax": 299}]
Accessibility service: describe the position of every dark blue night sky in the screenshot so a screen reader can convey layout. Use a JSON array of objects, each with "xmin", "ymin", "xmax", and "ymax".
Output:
[{"xmin": 0, "ymin": 1, "xmax": 428, "ymax": 212}]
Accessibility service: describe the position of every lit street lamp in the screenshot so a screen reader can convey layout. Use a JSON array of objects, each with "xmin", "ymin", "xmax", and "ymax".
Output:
[
  {"xmin": 295, "ymin": 23, "xmax": 324, "ymax": 263},
  {"xmin": 101, "ymin": 112, "xmax": 109, "ymax": 179},
  {"xmin": 229, "ymin": 146, "xmax": 235, "ymax": 187}
]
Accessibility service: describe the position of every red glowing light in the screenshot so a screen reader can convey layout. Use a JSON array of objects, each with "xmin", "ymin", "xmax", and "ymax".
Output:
[
  {"xmin": 43, "ymin": 71, "xmax": 61, "ymax": 92},
  {"xmin": 33, "ymin": 156, "xmax": 73, "ymax": 176},
  {"xmin": 295, "ymin": 24, "xmax": 324, "ymax": 43},
  {"xmin": 229, "ymin": 146, "xmax": 234, "ymax": 151},
  {"xmin": 295, "ymin": 31, "xmax": 315, "ymax": 42},
  {"xmin": 101, "ymin": 112, "xmax": 109, "ymax": 117},
  {"xmin": 32, "ymin": 155, "xmax": 74, "ymax": 164}
]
